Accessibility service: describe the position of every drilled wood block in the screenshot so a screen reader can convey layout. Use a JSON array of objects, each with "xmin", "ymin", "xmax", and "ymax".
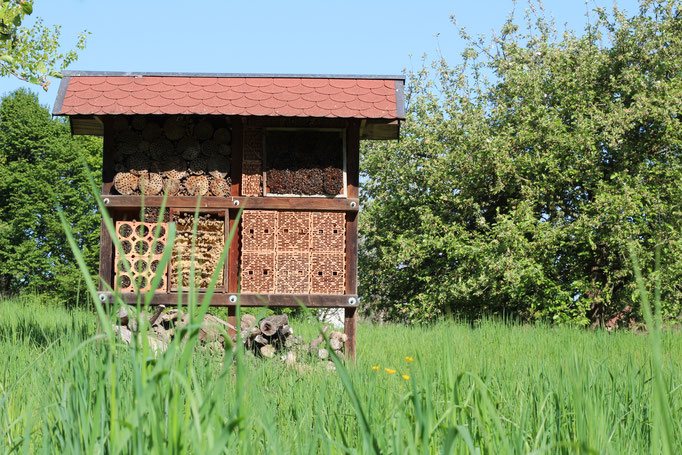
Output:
[
  {"xmin": 242, "ymin": 210, "xmax": 277, "ymax": 251},
  {"xmin": 275, "ymin": 252, "xmax": 310, "ymax": 294},
  {"xmin": 114, "ymin": 221, "xmax": 168, "ymax": 293},
  {"xmin": 277, "ymin": 211, "xmax": 310, "ymax": 251},
  {"xmin": 310, "ymin": 252, "xmax": 345, "ymax": 294},
  {"xmin": 311, "ymin": 212, "xmax": 345, "ymax": 253},
  {"xmin": 241, "ymin": 251, "xmax": 276, "ymax": 293}
]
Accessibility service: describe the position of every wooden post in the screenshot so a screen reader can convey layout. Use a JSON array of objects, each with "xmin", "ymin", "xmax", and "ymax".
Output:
[
  {"xmin": 228, "ymin": 117, "xmax": 243, "ymax": 297},
  {"xmin": 99, "ymin": 117, "xmax": 115, "ymax": 291},
  {"xmin": 345, "ymin": 121, "xmax": 360, "ymax": 361}
]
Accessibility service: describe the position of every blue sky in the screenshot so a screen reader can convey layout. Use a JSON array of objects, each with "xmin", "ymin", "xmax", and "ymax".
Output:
[{"xmin": 0, "ymin": 0, "xmax": 640, "ymax": 110}]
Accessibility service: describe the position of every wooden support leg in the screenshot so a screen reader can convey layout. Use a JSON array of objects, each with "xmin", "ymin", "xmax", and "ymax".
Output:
[
  {"xmin": 227, "ymin": 306, "xmax": 238, "ymax": 338},
  {"xmin": 344, "ymin": 307, "xmax": 357, "ymax": 362}
]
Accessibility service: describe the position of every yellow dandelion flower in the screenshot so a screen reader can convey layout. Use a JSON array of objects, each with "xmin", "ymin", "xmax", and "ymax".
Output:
[
  {"xmin": 402, "ymin": 374, "xmax": 410, "ymax": 380},
  {"xmin": 385, "ymin": 368, "xmax": 396, "ymax": 374},
  {"xmin": 405, "ymin": 356, "xmax": 414, "ymax": 362},
  {"xmin": 371, "ymin": 366, "xmax": 380, "ymax": 371}
]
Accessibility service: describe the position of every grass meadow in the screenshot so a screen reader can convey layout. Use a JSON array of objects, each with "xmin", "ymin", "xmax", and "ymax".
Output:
[{"xmin": 1, "ymin": 294, "xmax": 681, "ymax": 454}]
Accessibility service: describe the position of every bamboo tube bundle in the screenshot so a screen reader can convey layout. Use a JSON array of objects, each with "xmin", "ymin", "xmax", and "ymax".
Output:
[
  {"xmin": 213, "ymin": 127, "xmax": 231, "ymax": 144},
  {"xmin": 209, "ymin": 177, "xmax": 230, "ymax": 197},
  {"xmin": 139, "ymin": 172, "xmax": 164, "ymax": 195},
  {"xmin": 159, "ymin": 155, "xmax": 187, "ymax": 180},
  {"xmin": 164, "ymin": 116, "xmax": 186, "ymax": 141},
  {"xmin": 201, "ymin": 139, "xmax": 218, "ymax": 156},
  {"xmin": 126, "ymin": 154, "xmax": 151, "ymax": 175},
  {"xmin": 149, "ymin": 138, "xmax": 174, "ymax": 161},
  {"xmin": 113, "ymin": 172, "xmax": 139, "ymax": 195},
  {"xmin": 131, "ymin": 115, "xmax": 146, "ymax": 131},
  {"xmin": 189, "ymin": 156, "xmax": 208, "ymax": 175},
  {"xmin": 178, "ymin": 137, "xmax": 201, "ymax": 161},
  {"xmin": 195, "ymin": 119, "xmax": 214, "ymax": 141},
  {"xmin": 116, "ymin": 141, "xmax": 137, "ymax": 156},
  {"xmin": 163, "ymin": 177, "xmax": 181, "ymax": 196},
  {"xmin": 217, "ymin": 144, "xmax": 231, "ymax": 156},
  {"xmin": 208, "ymin": 155, "xmax": 230, "ymax": 179},
  {"xmin": 142, "ymin": 122, "xmax": 162, "ymax": 142},
  {"xmin": 185, "ymin": 175, "xmax": 209, "ymax": 196}
]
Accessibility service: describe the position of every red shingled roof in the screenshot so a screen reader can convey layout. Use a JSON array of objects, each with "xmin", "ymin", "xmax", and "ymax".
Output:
[{"xmin": 53, "ymin": 72, "xmax": 405, "ymax": 119}]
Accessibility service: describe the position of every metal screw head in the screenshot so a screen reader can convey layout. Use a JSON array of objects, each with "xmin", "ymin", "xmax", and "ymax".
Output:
[
  {"xmin": 98, "ymin": 293, "xmax": 107, "ymax": 303},
  {"xmin": 229, "ymin": 295, "xmax": 238, "ymax": 303},
  {"xmin": 350, "ymin": 201, "xmax": 357, "ymax": 208},
  {"xmin": 103, "ymin": 198, "xmax": 110, "ymax": 205},
  {"xmin": 348, "ymin": 297, "xmax": 357, "ymax": 305},
  {"xmin": 233, "ymin": 200, "xmax": 240, "ymax": 207}
]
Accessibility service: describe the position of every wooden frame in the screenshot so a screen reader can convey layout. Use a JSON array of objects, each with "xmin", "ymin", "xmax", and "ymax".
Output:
[{"xmin": 97, "ymin": 116, "xmax": 362, "ymax": 360}]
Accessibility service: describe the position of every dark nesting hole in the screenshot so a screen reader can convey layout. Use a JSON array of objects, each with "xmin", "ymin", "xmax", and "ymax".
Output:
[
  {"xmin": 119, "ymin": 274, "xmax": 131, "ymax": 289},
  {"xmin": 118, "ymin": 224, "xmax": 133, "ymax": 238},
  {"xmin": 118, "ymin": 259, "xmax": 131, "ymax": 271},
  {"xmin": 332, "ymin": 271, "xmax": 338, "ymax": 276},
  {"xmin": 134, "ymin": 260, "xmax": 148, "ymax": 273},
  {"xmin": 150, "ymin": 260, "xmax": 160, "ymax": 272},
  {"xmin": 135, "ymin": 225, "xmax": 150, "ymax": 237},
  {"xmin": 121, "ymin": 240, "xmax": 132, "ymax": 254},
  {"xmin": 154, "ymin": 241, "xmax": 165, "ymax": 255},
  {"xmin": 134, "ymin": 276, "xmax": 148, "ymax": 289},
  {"xmin": 134, "ymin": 240, "xmax": 149, "ymax": 255}
]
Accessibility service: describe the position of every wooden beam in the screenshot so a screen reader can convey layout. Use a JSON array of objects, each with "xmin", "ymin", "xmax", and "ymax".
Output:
[
  {"xmin": 101, "ymin": 195, "xmax": 359, "ymax": 211},
  {"xmin": 345, "ymin": 120, "xmax": 360, "ymax": 361},
  {"xmin": 98, "ymin": 219, "xmax": 113, "ymax": 291},
  {"xmin": 101, "ymin": 292, "xmax": 358, "ymax": 308},
  {"xmin": 102, "ymin": 117, "xmax": 115, "ymax": 195}
]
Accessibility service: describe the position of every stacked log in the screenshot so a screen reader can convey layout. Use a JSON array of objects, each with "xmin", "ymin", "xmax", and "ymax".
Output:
[
  {"xmin": 240, "ymin": 314, "xmax": 300, "ymax": 358},
  {"xmin": 110, "ymin": 115, "xmax": 232, "ymax": 197}
]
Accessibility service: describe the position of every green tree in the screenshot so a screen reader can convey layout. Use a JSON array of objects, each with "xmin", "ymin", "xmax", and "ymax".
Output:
[
  {"xmin": 360, "ymin": 0, "xmax": 682, "ymax": 325},
  {"xmin": 0, "ymin": 89, "xmax": 101, "ymax": 302},
  {"xmin": 0, "ymin": 0, "xmax": 87, "ymax": 89}
]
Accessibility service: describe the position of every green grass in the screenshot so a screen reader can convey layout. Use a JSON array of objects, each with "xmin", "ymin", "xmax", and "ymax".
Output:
[{"xmin": 0, "ymin": 295, "xmax": 680, "ymax": 453}]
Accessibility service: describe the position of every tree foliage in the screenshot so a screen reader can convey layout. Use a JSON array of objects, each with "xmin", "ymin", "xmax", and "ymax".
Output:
[
  {"xmin": 0, "ymin": 0, "xmax": 87, "ymax": 89},
  {"xmin": 0, "ymin": 89, "xmax": 101, "ymax": 302},
  {"xmin": 360, "ymin": 0, "xmax": 682, "ymax": 324}
]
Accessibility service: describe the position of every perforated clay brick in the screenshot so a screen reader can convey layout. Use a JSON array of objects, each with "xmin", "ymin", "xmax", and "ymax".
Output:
[
  {"xmin": 277, "ymin": 211, "xmax": 310, "ymax": 251},
  {"xmin": 242, "ymin": 210, "xmax": 277, "ymax": 251},
  {"xmin": 114, "ymin": 221, "xmax": 168, "ymax": 293},
  {"xmin": 310, "ymin": 252, "xmax": 345, "ymax": 294},
  {"xmin": 241, "ymin": 251, "xmax": 276, "ymax": 293},
  {"xmin": 275, "ymin": 252, "xmax": 310, "ymax": 294},
  {"xmin": 311, "ymin": 212, "xmax": 345, "ymax": 253}
]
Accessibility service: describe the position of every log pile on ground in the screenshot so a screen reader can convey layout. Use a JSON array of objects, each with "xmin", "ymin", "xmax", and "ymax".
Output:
[
  {"xmin": 239, "ymin": 313, "xmax": 347, "ymax": 370},
  {"xmin": 112, "ymin": 308, "xmax": 347, "ymax": 368}
]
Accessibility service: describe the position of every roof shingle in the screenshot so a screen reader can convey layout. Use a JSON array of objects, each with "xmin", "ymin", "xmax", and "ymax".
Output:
[{"xmin": 54, "ymin": 73, "xmax": 404, "ymax": 119}]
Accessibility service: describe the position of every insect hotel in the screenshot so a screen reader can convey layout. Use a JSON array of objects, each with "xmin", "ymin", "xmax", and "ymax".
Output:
[{"xmin": 53, "ymin": 71, "xmax": 405, "ymax": 358}]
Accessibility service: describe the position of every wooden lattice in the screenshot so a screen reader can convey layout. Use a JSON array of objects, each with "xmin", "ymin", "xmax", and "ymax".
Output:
[
  {"xmin": 114, "ymin": 221, "xmax": 168, "ymax": 293},
  {"xmin": 242, "ymin": 210, "xmax": 277, "ymax": 251},
  {"xmin": 241, "ymin": 252, "xmax": 276, "ymax": 293},
  {"xmin": 170, "ymin": 212, "xmax": 226, "ymax": 290},
  {"xmin": 275, "ymin": 252, "xmax": 310, "ymax": 293},
  {"xmin": 310, "ymin": 253, "xmax": 345, "ymax": 294},
  {"xmin": 311, "ymin": 212, "xmax": 345, "ymax": 252},
  {"xmin": 277, "ymin": 211, "xmax": 310, "ymax": 251}
]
